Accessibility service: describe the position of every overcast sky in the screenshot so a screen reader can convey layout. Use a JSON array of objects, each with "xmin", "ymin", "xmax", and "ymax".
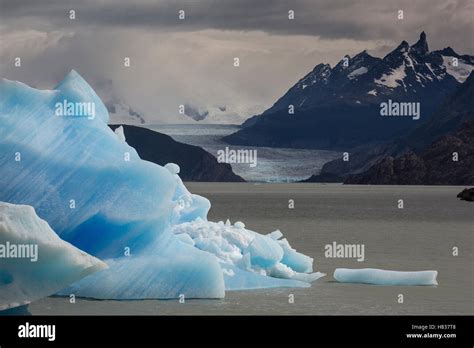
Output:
[{"xmin": 1, "ymin": 0, "xmax": 473, "ymax": 123}]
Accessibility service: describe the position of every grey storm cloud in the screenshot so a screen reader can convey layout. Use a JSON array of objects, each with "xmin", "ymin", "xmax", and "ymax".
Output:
[
  {"xmin": 1, "ymin": 0, "xmax": 473, "ymax": 47},
  {"xmin": 0, "ymin": 0, "xmax": 472, "ymax": 124}
]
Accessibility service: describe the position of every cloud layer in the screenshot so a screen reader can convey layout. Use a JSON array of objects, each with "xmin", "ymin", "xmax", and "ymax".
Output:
[{"xmin": 1, "ymin": 0, "xmax": 472, "ymax": 123}]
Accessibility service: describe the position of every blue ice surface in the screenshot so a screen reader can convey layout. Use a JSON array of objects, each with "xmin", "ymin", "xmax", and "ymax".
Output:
[
  {"xmin": 334, "ymin": 268, "xmax": 438, "ymax": 286},
  {"xmin": 0, "ymin": 202, "xmax": 107, "ymax": 310},
  {"xmin": 222, "ymin": 264, "xmax": 310, "ymax": 291},
  {"xmin": 279, "ymin": 239, "xmax": 313, "ymax": 273},
  {"xmin": 0, "ymin": 71, "xmax": 320, "ymax": 300},
  {"xmin": 245, "ymin": 234, "xmax": 284, "ymax": 268}
]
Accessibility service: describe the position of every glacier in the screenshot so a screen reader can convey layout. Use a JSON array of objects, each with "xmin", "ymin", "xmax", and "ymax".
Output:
[
  {"xmin": 0, "ymin": 71, "xmax": 323, "ymax": 301},
  {"xmin": 334, "ymin": 268, "xmax": 438, "ymax": 286},
  {"xmin": 0, "ymin": 202, "xmax": 107, "ymax": 310}
]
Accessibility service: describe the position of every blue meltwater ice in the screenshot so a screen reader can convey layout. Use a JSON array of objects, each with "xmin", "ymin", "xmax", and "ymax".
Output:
[{"xmin": 0, "ymin": 71, "xmax": 324, "ymax": 301}]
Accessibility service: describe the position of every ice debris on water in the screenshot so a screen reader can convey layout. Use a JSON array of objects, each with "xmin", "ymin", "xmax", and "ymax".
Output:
[{"xmin": 334, "ymin": 268, "xmax": 438, "ymax": 286}]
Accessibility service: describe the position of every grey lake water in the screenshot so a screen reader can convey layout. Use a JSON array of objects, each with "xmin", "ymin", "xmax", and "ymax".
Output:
[
  {"xmin": 146, "ymin": 124, "xmax": 341, "ymax": 182},
  {"xmin": 29, "ymin": 184, "xmax": 473, "ymax": 315}
]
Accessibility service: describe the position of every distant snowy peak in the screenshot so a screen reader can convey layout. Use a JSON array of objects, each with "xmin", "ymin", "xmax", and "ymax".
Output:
[
  {"xmin": 226, "ymin": 33, "xmax": 474, "ymax": 150},
  {"xmin": 297, "ymin": 63, "xmax": 332, "ymax": 89},
  {"xmin": 184, "ymin": 104, "xmax": 209, "ymax": 121},
  {"xmin": 334, "ymin": 51, "xmax": 381, "ymax": 83},
  {"xmin": 183, "ymin": 103, "xmax": 258, "ymax": 125},
  {"xmin": 372, "ymin": 32, "xmax": 474, "ymax": 93},
  {"xmin": 257, "ymin": 32, "xmax": 474, "ymax": 118},
  {"xmin": 296, "ymin": 51, "xmax": 380, "ymax": 90},
  {"xmin": 91, "ymin": 78, "xmax": 146, "ymax": 125},
  {"xmin": 441, "ymin": 55, "xmax": 474, "ymax": 83},
  {"xmin": 107, "ymin": 100, "xmax": 146, "ymax": 125}
]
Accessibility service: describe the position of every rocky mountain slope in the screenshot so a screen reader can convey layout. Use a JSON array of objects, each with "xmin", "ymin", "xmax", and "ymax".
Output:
[
  {"xmin": 109, "ymin": 125, "xmax": 244, "ymax": 182},
  {"xmin": 225, "ymin": 32, "xmax": 474, "ymax": 150},
  {"xmin": 319, "ymin": 71, "xmax": 474, "ymax": 184},
  {"xmin": 344, "ymin": 119, "xmax": 474, "ymax": 185}
]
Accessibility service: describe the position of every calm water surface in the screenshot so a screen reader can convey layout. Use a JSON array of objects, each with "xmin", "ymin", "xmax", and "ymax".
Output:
[{"xmin": 29, "ymin": 184, "xmax": 473, "ymax": 315}]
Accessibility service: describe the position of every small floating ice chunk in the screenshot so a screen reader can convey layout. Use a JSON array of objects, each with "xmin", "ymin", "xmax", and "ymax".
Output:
[
  {"xmin": 164, "ymin": 163, "xmax": 180, "ymax": 175},
  {"xmin": 334, "ymin": 268, "xmax": 438, "ymax": 286}
]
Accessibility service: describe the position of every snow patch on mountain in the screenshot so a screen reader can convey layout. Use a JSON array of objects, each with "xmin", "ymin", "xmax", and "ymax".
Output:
[
  {"xmin": 367, "ymin": 90, "xmax": 377, "ymax": 96},
  {"xmin": 442, "ymin": 56, "xmax": 474, "ymax": 83},
  {"xmin": 425, "ymin": 63, "xmax": 438, "ymax": 81},
  {"xmin": 375, "ymin": 64, "xmax": 407, "ymax": 89},
  {"xmin": 297, "ymin": 64, "xmax": 332, "ymax": 90},
  {"xmin": 347, "ymin": 67, "xmax": 368, "ymax": 80}
]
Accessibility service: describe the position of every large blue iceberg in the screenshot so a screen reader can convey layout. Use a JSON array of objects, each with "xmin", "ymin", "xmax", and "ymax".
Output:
[{"xmin": 0, "ymin": 71, "xmax": 323, "ymax": 300}]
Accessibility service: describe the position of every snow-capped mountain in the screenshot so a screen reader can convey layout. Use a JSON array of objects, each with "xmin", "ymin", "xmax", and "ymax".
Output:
[
  {"xmin": 183, "ymin": 103, "xmax": 262, "ymax": 125},
  {"xmin": 228, "ymin": 32, "xmax": 474, "ymax": 149},
  {"xmin": 264, "ymin": 50, "xmax": 383, "ymax": 113},
  {"xmin": 318, "ymin": 71, "xmax": 474, "ymax": 182},
  {"xmin": 106, "ymin": 99, "xmax": 146, "ymax": 125},
  {"xmin": 93, "ymin": 79, "xmax": 147, "ymax": 125},
  {"xmin": 183, "ymin": 104, "xmax": 210, "ymax": 121},
  {"xmin": 261, "ymin": 32, "xmax": 473, "ymax": 113}
]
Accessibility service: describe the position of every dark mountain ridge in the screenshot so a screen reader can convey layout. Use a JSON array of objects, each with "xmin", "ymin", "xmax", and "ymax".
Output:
[
  {"xmin": 225, "ymin": 32, "xmax": 474, "ymax": 150},
  {"xmin": 109, "ymin": 125, "xmax": 244, "ymax": 182},
  {"xmin": 344, "ymin": 119, "xmax": 474, "ymax": 185},
  {"xmin": 320, "ymin": 71, "xmax": 474, "ymax": 179}
]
